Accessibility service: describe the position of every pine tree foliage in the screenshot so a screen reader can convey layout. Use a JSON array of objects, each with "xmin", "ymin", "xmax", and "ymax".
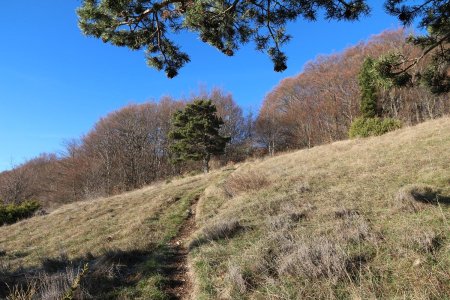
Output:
[
  {"xmin": 359, "ymin": 57, "xmax": 379, "ymax": 118},
  {"xmin": 169, "ymin": 100, "xmax": 230, "ymax": 173},
  {"xmin": 378, "ymin": 0, "xmax": 449, "ymax": 94},
  {"xmin": 77, "ymin": 1, "xmax": 448, "ymax": 92},
  {"xmin": 355, "ymin": 57, "xmax": 404, "ymax": 138},
  {"xmin": 77, "ymin": 0, "xmax": 370, "ymax": 77}
]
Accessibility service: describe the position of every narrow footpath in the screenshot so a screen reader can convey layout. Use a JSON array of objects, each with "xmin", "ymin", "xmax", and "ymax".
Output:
[{"xmin": 164, "ymin": 198, "xmax": 198, "ymax": 300}]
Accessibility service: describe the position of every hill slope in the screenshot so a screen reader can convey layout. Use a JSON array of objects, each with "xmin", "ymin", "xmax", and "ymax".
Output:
[{"xmin": 1, "ymin": 117, "xmax": 450, "ymax": 299}]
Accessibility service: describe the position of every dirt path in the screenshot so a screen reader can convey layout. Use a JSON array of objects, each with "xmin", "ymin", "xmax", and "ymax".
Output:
[{"xmin": 164, "ymin": 198, "xmax": 198, "ymax": 300}]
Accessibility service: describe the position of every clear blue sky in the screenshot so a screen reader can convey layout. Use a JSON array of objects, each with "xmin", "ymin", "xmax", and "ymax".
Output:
[{"xmin": 0, "ymin": 1, "xmax": 404, "ymax": 171}]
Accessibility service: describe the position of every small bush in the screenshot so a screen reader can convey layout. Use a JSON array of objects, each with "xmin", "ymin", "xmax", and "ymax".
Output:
[
  {"xmin": 224, "ymin": 170, "xmax": 270, "ymax": 197},
  {"xmin": 348, "ymin": 117, "xmax": 402, "ymax": 138},
  {"xmin": 0, "ymin": 201, "xmax": 41, "ymax": 225}
]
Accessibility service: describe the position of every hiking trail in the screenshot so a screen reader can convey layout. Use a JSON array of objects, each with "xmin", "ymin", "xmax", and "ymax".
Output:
[{"xmin": 164, "ymin": 197, "xmax": 199, "ymax": 300}]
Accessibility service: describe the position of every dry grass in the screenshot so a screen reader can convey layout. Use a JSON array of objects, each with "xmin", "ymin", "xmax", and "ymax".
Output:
[
  {"xmin": 189, "ymin": 218, "xmax": 242, "ymax": 249},
  {"xmin": 6, "ymin": 264, "xmax": 89, "ymax": 300},
  {"xmin": 0, "ymin": 171, "xmax": 224, "ymax": 298},
  {"xmin": 190, "ymin": 117, "xmax": 450, "ymax": 299},
  {"xmin": 407, "ymin": 228, "xmax": 444, "ymax": 254},
  {"xmin": 266, "ymin": 202, "xmax": 311, "ymax": 231},
  {"xmin": 225, "ymin": 264, "xmax": 247, "ymax": 296},
  {"xmin": 396, "ymin": 184, "xmax": 447, "ymax": 212},
  {"xmin": 0, "ymin": 174, "xmax": 214, "ymax": 269},
  {"xmin": 6, "ymin": 281, "xmax": 37, "ymax": 300},
  {"xmin": 223, "ymin": 169, "xmax": 270, "ymax": 197},
  {"xmin": 335, "ymin": 208, "xmax": 372, "ymax": 243},
  {"xmin": 276, "ymin": 236, "xmax": 347, "ymax": 280}
]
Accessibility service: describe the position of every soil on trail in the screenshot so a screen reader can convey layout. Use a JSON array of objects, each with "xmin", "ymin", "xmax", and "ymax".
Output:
[{"xmin": 164, "ymin": 199, "xmax": 198, "ymax": 300}]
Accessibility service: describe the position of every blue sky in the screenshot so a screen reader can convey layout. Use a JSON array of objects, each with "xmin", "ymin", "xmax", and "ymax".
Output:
[{"xmin": 0, "ymin": 1, "xmax": 403, "ymax": 171}]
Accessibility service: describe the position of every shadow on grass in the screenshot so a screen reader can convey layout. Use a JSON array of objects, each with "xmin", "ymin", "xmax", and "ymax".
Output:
[
  {"xmin": 188, "ymin": 220, "xmax": 245, "ymax": 251},
  {"xmin": 411, "ymin": 190, "xmax": 450, "ymax": 206},
  {"xmin": 0, "ymin": 243, "xmax": 182, "ymax": 299}
]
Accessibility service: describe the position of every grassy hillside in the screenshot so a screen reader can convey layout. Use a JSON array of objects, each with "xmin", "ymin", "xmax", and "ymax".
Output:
[
  {"xmin": 1, "ymin": 117, "xmax": 450, "ymax": 299},
  {"xmin": 191, "ymin": 117, "xmax": 450, "ymax": 299},
  {"xmin": 0, "ymin": 173, "xmax": 228, "ymax": 299}
]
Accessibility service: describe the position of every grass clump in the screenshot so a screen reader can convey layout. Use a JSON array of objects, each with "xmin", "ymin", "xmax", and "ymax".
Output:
[
  {"xmin": 408, "ymin": 229, "xmax": 444, "ymax": 254},
  {"xmin": 335, "ymin": 209, "xmax": 371, "ymax": 243},
  {"xmin": 6, "ymin": 281, "xmax": 37, "ymax": 300},
  {"xmin": 265, "ymin": 203, "xmax": 312, "ymax": 231},
  {"xmin": 277, "ymin": 236, "xmax": 347, "ymax": 281},
  {"xmin": 190, "ymin": 218, "xmax": 242, "ymax": 249},
  {"xmin": 349, "ymin": 117, "xmax": 402, "ymax": 138},
  {"xmin": 396, "ymin": 184, "xmax": 449, "ymax": 212},
  {"xmin": 7, "ymin": 264, "xmax": 89, "ymax": 300},
  {"xmin": 266, "ymin": 212, "xmax": 306, "ymax": 231},
  {"xmin": 0, "ymin": 200, "xmax": 40, "ymax": 225},
  {"xmin": 225, "ymin": 264, "xmax": 247, "ymax": 297},
  {"xmin": 223, "ymin": 170, "xmax": 270, "ymax": 197}
]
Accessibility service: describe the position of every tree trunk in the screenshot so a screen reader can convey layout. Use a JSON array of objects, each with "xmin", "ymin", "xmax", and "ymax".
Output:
[{"xmin": 202, "ymin": 154, "xmax": 210, "ymax": 173}]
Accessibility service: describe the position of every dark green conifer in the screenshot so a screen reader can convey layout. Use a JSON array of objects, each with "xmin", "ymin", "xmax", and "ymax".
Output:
[
  {"xmin": 169, "ymin": 100, "xmax": 230, "ymax": 173},
  {"xmin": 358, "ymin": 58, "xmax": 379, "ymax": 118}
]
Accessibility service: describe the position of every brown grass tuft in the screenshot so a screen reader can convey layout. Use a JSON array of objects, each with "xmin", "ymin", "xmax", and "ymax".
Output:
[
  {"xmin": 38, "ymin": 265, "xmax": 89, "ymax": 300},
  {"xmin": 396, "ymin": 184, "xmax": 445, "ymax": 212},
  {"xmin": 408, "ymin": 229, "xmax": 444, "ymax": 254},
  {"xmin": 294, "ymin": 181, "xmax": 311, "ymax": 194},
  {"xmin": 334, "ymin": 208, "xmax": 360, "ymax": 219},
  {"xmin": 225, "ymin": 264, "xmax": 247, "ymax": 296},
  {"xmin": 277, "ymin": 236, "xmax": 347, "ymax": 281},
  {"xmin": 189, "ymin": 218, "xmax": 242, "ymax": 249},
  {"xmin": 266, "ymin": 202, "xmax": 314, "ymax": 231},
  {"xmin": 223, "ymin": 170, "xmax": 270, "ymax": 197},
  {"xmin": 335, "ymin": 209, "xmax": 372, "ymax": 242},
  {"xmin": 6, "ymin": 281, "xmax": 37, "ymax": 300},
  {"xmin": 7, "ymin": 265, "xmax": 89, "ymax": 300},
  {"xmin": 266, "ymin": 212, "xmax": 305, "ymax": 231}
]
